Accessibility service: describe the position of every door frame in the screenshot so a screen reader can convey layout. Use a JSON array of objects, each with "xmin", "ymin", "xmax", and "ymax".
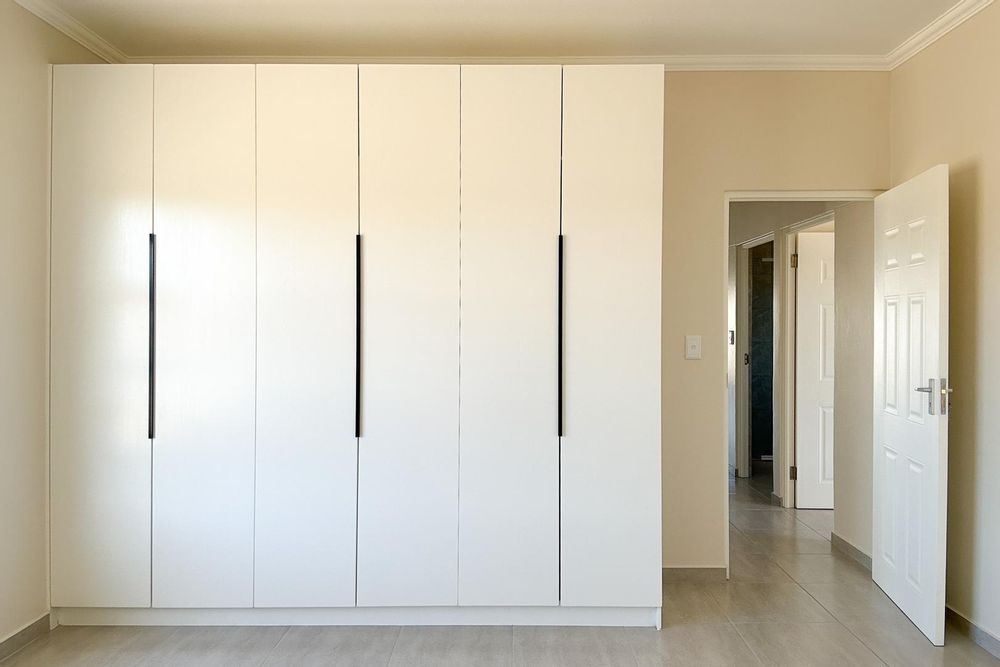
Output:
[{"xmin": 722, "ymin": 190, "xmax": 880, "ymax": 573}]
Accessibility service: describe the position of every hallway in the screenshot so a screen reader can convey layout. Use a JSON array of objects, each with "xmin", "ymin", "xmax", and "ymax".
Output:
[{"xmin": 653, "ymin": 472, "xmax": 998, "ymax": 664}]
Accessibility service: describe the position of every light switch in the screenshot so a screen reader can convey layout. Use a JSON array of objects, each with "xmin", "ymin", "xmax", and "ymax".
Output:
[{"xmin": 685, "ymin": 335, "xmax": 702, "ymax": 360}]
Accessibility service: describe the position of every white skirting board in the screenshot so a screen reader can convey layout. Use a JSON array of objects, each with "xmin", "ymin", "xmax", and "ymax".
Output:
[{"xmin": 53, "ymin": 606, "xmax": 662, "ymax": 629}]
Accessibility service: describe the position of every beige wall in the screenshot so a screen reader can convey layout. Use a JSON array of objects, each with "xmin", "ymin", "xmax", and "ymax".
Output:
[
  {"xmin": 831, "ymin": 201, "xmax": 875, "ymax": 556},
  {"xmin": 891, "ymin": 1, "xmax": 1000, "ymax": 639},
  {"xmin": 662, "ymin": 71, "xmax": 890, "ymax": 566},
  {"xmin": 0, "ymin": 0, "xmax": 101, "ymax": 643}
]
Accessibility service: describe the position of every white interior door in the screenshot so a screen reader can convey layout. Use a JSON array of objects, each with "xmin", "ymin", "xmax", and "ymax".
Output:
[
  {"xmin": 254, "ymin": 65, "xmax": 359, "ymax": 607},
  {"xmin": 356, "ymin": 65, "xmax": 460, "ymax": 606},
  {"xmin": 50, "ymin": 65, "xmax": 153, "ymax": 608},
  {"xmin": 795, "ymin": 232, "xmax": 835, "ymax": 509},
  {"xmin": 458, "ymin": 65, "xmax": 560, "ymax": 606},
  {"xmin": 561, "ymin": 65, "xmax": 663, "ymax": 607},
  {"xmin": 873, "ymin": 164, "xmax": 949, "ymax": 645},
  {"xmin": 152, "ymin": 65, "xmax": 256, "ymax": 608}
]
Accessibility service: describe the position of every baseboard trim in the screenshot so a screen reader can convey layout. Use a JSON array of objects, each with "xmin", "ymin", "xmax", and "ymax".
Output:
[
  {"xmin": 770, "ymin": 492, "xmax": 782, "ymax": 506},
  {"xmin": 947, "ymin": 608, "xmax": 1000, "ymax": 659},
  {"xmin": 662, "ymin": 567, "xmax": 728, "ymax": 583},
  {"xmin": 52, "ymin": 606, "xmax": 660, "ymax": 628},
  {"xmin": 830, "ymin": 532, "xmax": 872, "ymax": 571},
  {"xmin": 0, "ymin": 614, "xmax": 49, "ymax": 662}
]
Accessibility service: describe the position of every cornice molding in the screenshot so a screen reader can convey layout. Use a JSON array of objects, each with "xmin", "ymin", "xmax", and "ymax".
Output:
[
  {"xmin": 13, "ymin": 0, "xmax": 126, "ymax": 62},
  {"xmin": 885, "ymin": 0, "xmax": 994, "ymax": 69},
  {"xmin": 13, "ymin": 0, "xmax": 995, "ymax": 71}
]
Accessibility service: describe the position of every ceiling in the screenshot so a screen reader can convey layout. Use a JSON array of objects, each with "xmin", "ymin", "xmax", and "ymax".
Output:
[{"xmin": 25, "ymin": 0, "xmax": 982, "ymax": 64}]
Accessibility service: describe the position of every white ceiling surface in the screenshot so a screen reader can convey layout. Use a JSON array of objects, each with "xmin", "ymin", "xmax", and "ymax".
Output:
[{"xmin": 48, "ymin": 0, "xmax": 959, "ymax": 59}]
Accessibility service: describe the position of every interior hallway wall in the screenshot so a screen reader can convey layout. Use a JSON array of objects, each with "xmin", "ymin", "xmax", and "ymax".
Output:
[
  {"xmin": 0, "ymin": 0, "xmax": 102, "ymax": 644},
  {"xmin": 662, "ymin": 71, "xmax": 890, "ymax": 566},
  {"xmin": 831, "ymin": 201, "xmax": 875, "ymax": 556},
  {"xmin": 890, "ymin": 0, "xmax": 1000, "ymax": 640}
]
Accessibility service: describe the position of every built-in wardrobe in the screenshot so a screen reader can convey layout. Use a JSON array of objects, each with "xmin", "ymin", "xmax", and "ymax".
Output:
[{"xmin": 49, "ymin": 63, "xmax": 663, "ymax": 627}]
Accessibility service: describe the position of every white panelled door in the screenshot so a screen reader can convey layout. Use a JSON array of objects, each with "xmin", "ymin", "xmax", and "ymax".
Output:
[
  {"xmin": 356, "ymin": 65, "xmax": 461, "ymax": 606},
  {"xmin": 795, "ymin": 232, "xmax": 836, "ymax": 509},
  {"xmin": 458, "ymin": 65, "xmax": 561, "ymax": 606},
  {"xmin": 254, "ymin": 65, "xmax": 359, "ymax": 607},
  {"xmin": 152, "ymin": 65, "xmax": 257, "ymax": 608},
  {"xmin": 50, "ymin": 65, "xmax": 153, "ymax": 608},
  {"xmin": 561, "ymin": 65, "xmax": 663, "ymax": 607},
  {"xmin": 873, "ymin": 164, "xmax": 950, "ymax": 645}
]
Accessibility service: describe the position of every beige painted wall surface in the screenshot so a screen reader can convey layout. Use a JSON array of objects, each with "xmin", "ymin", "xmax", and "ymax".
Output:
[
  {"xmin": 891, "ymin": 1, "xmax": 1000, "ymax": 639},
  {"xmin": 0, "ymin": 0, "xmax": 101, "ymax": 643},
  {"xmin": 662, "ymin": 71, "xmax": 890, "ymax": 566},
  {"xmin": 831, "ymin": 201, "xmax": 874, "ymax": 556}
]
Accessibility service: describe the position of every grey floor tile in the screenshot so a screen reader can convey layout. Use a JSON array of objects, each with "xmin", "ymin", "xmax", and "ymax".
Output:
[
  {"xmin": 662, "ymin": 583, "xmax": 730, "ymax": 626},
  {"xmin": 729, "ymin": 509, "xmax": 800, "ymax": 535},
  {"xmin": 513, "ymin": 626, "xmax": 635, "ymax": 667},
  {"xmin": 727, "ymin": 553, "xmax": 795, "ymax": 584},
  {"xmin": 1, "ymin": 626, "xmax": 179, "ymax": 667},
  {"xmin": 771, "ymin": 553, "xmax": 872, "ymax": 585},
  {"xmin": 744, "ymin": 524, "xmax": 833, "ymax": 555},
  {"xmin": 626, "ymin": 624, "xmax": 760, "ymax": 666},
  {"xmin": 729, "ymin": 526, "xmax": 767, "ymax": 555},
  {"xmin": 264, "ymin": 626, "xmax": 399, "ymax": 666},
  {"xmin": 140, "ymin": 625, "xmax": 288, "ymax": 666},
  {"xmin": 707, "ymin": 583, "xmax": 833, "ymax": 623},
  {"xmin": 734, "ymin": 621, "xmax": 883, "ymax": 666},
  {"xmin": 389, "ymin": 626, "xmax": 512, "ymax": 667},
  {"xmin": 793, "ymin": 509, "xmax": 835, "ymax": 539},
  {"xmin": 802, "ymin": 579, "xmax": 900, "ymax": 618}
]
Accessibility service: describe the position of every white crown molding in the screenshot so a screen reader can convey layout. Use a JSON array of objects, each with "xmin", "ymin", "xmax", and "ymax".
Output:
[
  {"xmin": 886, "ymin": 0, "xmax": 994, "ymax": 69},
  {"xmin": 13, "ymin": 0, "xmax": 995, "ymax": 71},
  {"xmin": 13, "ymin": 0, "xmax": 126, "ymax": 62}
]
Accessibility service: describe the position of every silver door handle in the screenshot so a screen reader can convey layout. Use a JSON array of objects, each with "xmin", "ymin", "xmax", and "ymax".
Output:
[{"xmin": 915, "ymin": 379, "xmax": 937, "ymax": 415}]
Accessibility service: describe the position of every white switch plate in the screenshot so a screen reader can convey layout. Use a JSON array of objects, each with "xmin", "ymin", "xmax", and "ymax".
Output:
[{"xmin": 685, "ymin": 335, "xmax": 702, "ymax": 360}]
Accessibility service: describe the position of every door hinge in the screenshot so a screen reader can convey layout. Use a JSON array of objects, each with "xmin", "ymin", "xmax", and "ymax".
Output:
[
  {"xmin": 789, "ymin": 466, "xmax": 797, "ymax": 481},
  {"xmin": 790, "ymin": 253, "xmax": 799, "ymax": 269},
  {"xmin": 743, "ymin": 353, "xmax": 750, "ymax": 366}
]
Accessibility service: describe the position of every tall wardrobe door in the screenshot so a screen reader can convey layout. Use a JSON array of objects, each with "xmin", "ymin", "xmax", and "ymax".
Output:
[
  {"xmin": 254, "ymin": 65, "xmax": 359, "ymax": 607},
  {"xmin": 357, "ymin": 65, "xmax": 460, "ymax": 606},
  {"xmin": 458, "ymin": 65, "xmax": 561, "ymax": 606},
  {"xmin": 50, "ymin": 65, "xmax": 153, "ymax": 608},
  {"xmin": 561, "ymin": 65, "xmax": 663, "ymax": 607},
  {"xmin": 152, "ymin": 65, "xmax": 256, "ymax": 608}
]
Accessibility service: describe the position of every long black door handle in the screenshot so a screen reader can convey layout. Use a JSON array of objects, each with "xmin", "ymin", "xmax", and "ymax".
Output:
[
  {"xmin": 558, "ymin": 234, "xmax": 564, "ymax": 438},
  {"xmin": 355, "ymin": 234, "xmax": 362, "ymax": 438},
  {"xmin": 148, "ymin": 232, "xmax": 156, "ymax": 440}
]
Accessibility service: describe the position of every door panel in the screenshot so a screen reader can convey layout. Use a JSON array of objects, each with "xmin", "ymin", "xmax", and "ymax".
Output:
[
  {"xmin": 254, "ymin": 65, "xmax": 359, "ymax": 607},
  {"xmin": 873, "ymin": 164, "xmax": 949, "ymax": 645},
  {"xmin": 50, "ymin": 65, "xmax": 153, "ymax": 608},
  {"xmin": 458, "ymin": 65, "xmax": 561, "ymax": 606},
  {"xmin": 795, "ymin": 232, "xmax": 835, "ymax": 509},
  {"xmin": 152, "ymin": 65, "xmax": 256, "ymax": 608},
  {"xmin": 560, "ymin": 65, "xmax": 663, "ymax": 607},
  {"xmin": 356, "ymin": 65, "xmax": 460, "ymax": 606}
]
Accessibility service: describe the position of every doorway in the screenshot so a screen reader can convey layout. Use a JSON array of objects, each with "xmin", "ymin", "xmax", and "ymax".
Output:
[{"xmin": 748, "ymin": 240, "xmax": 775, "ymax": 497}]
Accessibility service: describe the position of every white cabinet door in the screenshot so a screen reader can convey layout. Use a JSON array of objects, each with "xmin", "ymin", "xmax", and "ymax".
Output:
[
  {"xmin": 458, "ymin": 65, "xmax": 561, "ymax": 606},
  {"xmin": 254, "ymin": 64, "xmax": 359, "ymax": 607},
  {"xmin": 561, "ymin": 65, "xmax": 663, "ymax": 607},
  {"xmin": 795, "ymin": 232, "xmax": 836, "ymax": 509},
  {"xmin": 152, "ymin": 65, "xmax": 256, "ymax": 608},
  {"xmin": 357, "ymin": 65, "xmax": 460, "ymax": 606},
  {"xmin": 873, "ymin": 164, "xmax": 949, "ymax": 645},
  {"xmin": 50, "ymin": 65, "xmax": 153, "ymax": 608}
]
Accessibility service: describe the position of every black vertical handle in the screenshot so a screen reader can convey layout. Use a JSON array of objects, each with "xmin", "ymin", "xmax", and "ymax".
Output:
[
  {"xmin": 558, "ymin": 234, "xmax": 564, "ymax": 438},
  {"xmin": 355, "ymin": 234, "xmax": 362, "ymax": 438},
  {"xmin": 148, "ymin": 232, "xmax": 156, "ymax": 440}
]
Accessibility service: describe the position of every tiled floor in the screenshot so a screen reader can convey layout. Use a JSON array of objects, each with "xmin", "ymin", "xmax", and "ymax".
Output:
[{"xmin": 4, "ymin": 475, "xmax": 998, "ymax": 666}]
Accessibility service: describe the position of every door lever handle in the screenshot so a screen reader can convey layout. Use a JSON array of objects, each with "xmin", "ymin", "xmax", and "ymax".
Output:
[{"xmin": 915, "ymin": 379, "xmax": 937, "ymax": 415}]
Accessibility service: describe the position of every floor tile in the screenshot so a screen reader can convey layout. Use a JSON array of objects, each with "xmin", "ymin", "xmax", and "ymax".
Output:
[
  {"xmin": 729, "ymin": 508, "xmax": 800, "ymax": 534},
  {"xmin": 662, "ymin": 582, "xmax": 729, "ymax": 626},
  {"xmin": 141, "ymin": 626, "xmax": 289, "ymax": 666},
  {"xmin": 388, "ymin": 626, "xmax": 512, "ymax": 667},
  {"xmin": 727, "ymin": 552, "xmax": 795, "ymax": 583},
  {"xmin": 734, "ymin": 621, "xmax": 883, "ymax": 666},
  {"xmin": 264, "ymin": 625, "xmax": 399, "ymax": 666},
  {"xmin": 729, "ymin": 526, "xmax": 767, "ymax": 555},
  {"xmin": 802, "ymin": 579, "xmax": 900, "ymax": 618},
  {"xmin": 1, "ymin": 626, "xmax": 180, "ymax": 667},
  {"xmin": 513, "ymin": 626, "xmax": 634, "ymax": 667},
  {"xmin": 626, "ymin": 624, "xmax": 760, "ymax": 666},
  {"xmin": 744, "ymin": 524, "xmax": 833, "ymax": 555},
  {"xmin": 707, "ymin": 582, "xmax": 833, "ymax": 623},
  {"xmin": 794, "ymin": 509, "xmax": 835, "ymax": 539},
  {"xmin": 771, "ymin": 553, "xmax": 872, "ymax": 585}
]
